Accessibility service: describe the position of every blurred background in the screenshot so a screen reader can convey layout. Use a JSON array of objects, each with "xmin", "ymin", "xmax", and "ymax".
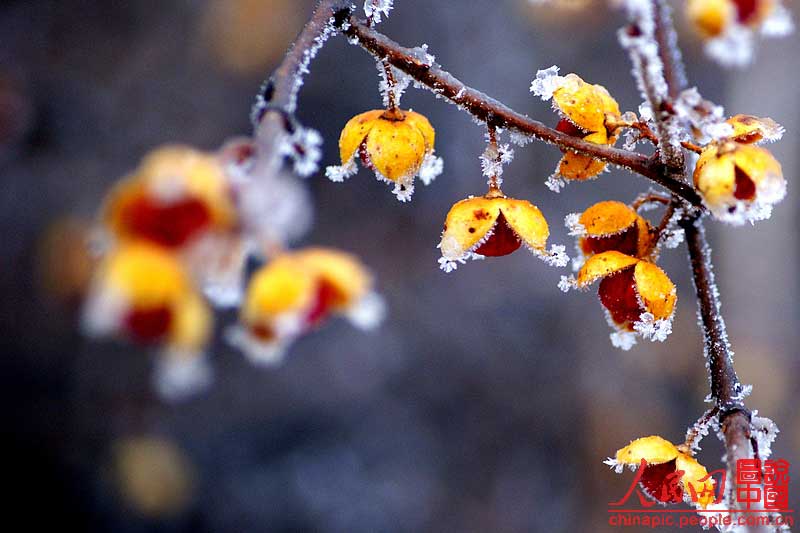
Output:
[{"xmin": 2, "ymin": 0, "xmax": 798, "ymax": 531}]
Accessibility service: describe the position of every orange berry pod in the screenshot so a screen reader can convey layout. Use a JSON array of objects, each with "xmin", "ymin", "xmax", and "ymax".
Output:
[
  {"xmin": 438, "ymin": 188, "xmax": 568, "ymax": 272},
  {"xmin": 325, "ymin": 108, "xmax": 442, "ymax": 201}
]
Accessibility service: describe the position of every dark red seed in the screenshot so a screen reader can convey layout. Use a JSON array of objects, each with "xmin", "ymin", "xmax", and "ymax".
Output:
[
  {"xmin": 581, "ymin": 223, "xmax": 640, "ymax": 257},
  {"xmin": 733, "ymin": 166, "xmax": 757, "ymax": 201},
  {"xmin": 358, "ymin": 143, "xmax": 375, "ymax": 170},
  {"xmin": 473, "ymin": 212, "xmax": 521, "ymax": 257},
  {"xmin": 639, "ymin": 459, "xmax": 684, "ymax": 504},
  {"xmin": 124, "ymin": 306, "xmax": 172, "ymax": 343},
  {"xmin": 556, "ymin": 118, "xmax": 591, "ymax": 155},
  {"xmin": 250, "ymin": 323, "xmax": 275, "ymax": 342},
  {"xmin": 598, "ymin": 267, "xmax": 642, "ymax": 328},
  {"xmin": 556, "ymin": 118, "xmax": 589, "ymax": 138},
  {"xmin": 121, "ymin": 195, "xmax": 212, "ymax": 248},
  {"xmin": 305, "ymin": 280, "xmax": 344, "ymax": 328},
  {"xmin": 733, "ymin": 0, "xmax": 759, "ymax": 23}
]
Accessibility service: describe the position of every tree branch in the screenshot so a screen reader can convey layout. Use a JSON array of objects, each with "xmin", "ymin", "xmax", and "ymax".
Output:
[
  {"xmin": 339, "ymin": 17, "xmax": 703, "ymax": 207},
  {"xmin": 259, "ymin": 0, "xmax": 353, "ymax": 115},
  {"xmin": 682, "ymin": 215, "xmax": 753, "ymax": 504},
  {"xmin": 250, "ymin": 0, "xmax": 353, "ymax": 177},
  {"xmin": 652, "ymin": 0, "xmax": 687, "ymax": 99},
  {"xmin": 619, "ymin": 0, "xmax": 684, "ymax": 171}
]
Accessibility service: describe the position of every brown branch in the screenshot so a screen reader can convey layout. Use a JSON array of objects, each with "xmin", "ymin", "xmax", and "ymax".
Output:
[
  {"xmin": 259, "ymin": 0, "xmax": 353, "ymax": 114},
  {"xmin": 681, "ymin": 214, "xmax": 753, "ymax": 502},
  {"xmin": 619, "ymin": 1, "xmax": 684, "ymax": 171},
  {"xmin": 250, "ymin": 0, "xmax": 353, "ymax": 176},
  {"xmin": 340, "ymin": 17, "xmax": 703, "ymax": 207},
  {"xmin": 652, "ymin": 0, "xmax": 687, "ymax": 99},
  {"xmin": 650, "ymin": 5, "xmax": 759, "ymax": 523}
]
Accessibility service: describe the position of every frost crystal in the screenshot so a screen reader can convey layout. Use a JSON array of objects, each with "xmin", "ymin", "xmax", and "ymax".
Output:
[
  {"xmin": 479, "ymin": 141, "xmax": 513, "ymax": 186},
  {"xmin": 705, "ymin": 26, "xmax": 755, "ymax": 68},
  {"xmin": 346, "ymin": 292, "xmax": 386, "ymax": 330},
  {"xmin": 545, "ymin": 171, "xmax": 566, "ymax": 193},
  {"xmin": 661, "ymin": 226, "xmax": 684, "ymax": 249},
  {"xmin": 418, "ymin": 152, "xmax": 443, "ymax": 186},
  {"xmin": 154, "ymin": 350, "xmax": 212, "ymax": 401},
  {"xmin": 762, "ymin": 3, "xmax": 794, "ymax": 37},
  {"xmin": 364, "ymin": 0, "xmax": 393, "ymax": 25},
  {"xmin": 610, "ymin": 330, "xmax": 637, "ymax": 351},
  {"xmin": 537, "ymin": 244, "xmax": 569, "ymax": 268},
  {"xmin": 408, "ymin": 44, "xmax": 435, "ymax": 67},
  {"xmin": 530, "ymin": 65, "xmax": 562, "ymax": 100},
  {"xmin": 226, "ymin": 326, "xmax": 290, "ymax": 367},
  {"xmin": 392, "ymin": 180, "xmax": 414, "ymax": 202},
  {"xmin": 558, "ymin": 275, "xmax": 576, "ymax": 293},
  {"xmin": 622, "ymin": 128, "xmax": 641, "ymax": 151},
  {"xmin": 633, "ymin": 311, "xmax": 673, "ymax": 342},
  {"xmin": 377, "ymin": 61, "xmax": 411, "ymax": 108},
  {"xmin": 278, "ymin": 126, "xmax": 323, "ymax": 177},
  {"xmin": 509, "ymin": 131, "xmax": 533, "ymax": 147},
  {"xmin": 326, "ymin": 158, "xmax": 358, "ymax": 182},
  {"xmin": 564, "ymin": 213, "xmax": 586, "ymax": 237},
  {"xmin": 603, "ymin": 457, "xmax": 625, "ymax": 474},
  {"xmin": 437, "ymin": 230, "xmax": 489, "ymax": 273},
  {"xmin": 637, "ymin": 103, "xmax": 654, "ymax": 123},
  {"xmin": 750, "ymin": 415, "xmax": 779, "ymax": 460}
]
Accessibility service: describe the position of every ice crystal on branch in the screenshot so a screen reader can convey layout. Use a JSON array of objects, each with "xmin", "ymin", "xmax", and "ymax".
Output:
[
  {"xmin": 364, "ymin": 0, "xmax": 393, "ymax": 25},
  {"xmin": 479, "ymin": 138, "xmax": 513, "ymax": 187}
]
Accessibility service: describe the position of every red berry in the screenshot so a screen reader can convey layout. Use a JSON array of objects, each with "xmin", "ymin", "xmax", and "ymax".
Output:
[
  {"xmin": 733, "ymin": 0, "xmax": 759, "ymax": 24},
  {"xmin": 639, "ymin": 459, "xmax": 684, "ymax": 504},
  {"xmin": 121, "ymin": 195, "xmax": 212, "ymax": 248},
  {"xmin": 474, "ymin": 212, "xmax": 521, "ymax": 257},
  {"xmin": 733, "ymin": 166, "xmax": 756, "ymax": 201},
  {"xmin": 598, "ymin": 268, "xmax": 642, "ymax": 327},
  {"xmin": 581, "ymin": 223, "xmax": 641, "ymax": 257},
  {"xmin": 124, "ymin": 306, "xmax": 172, "ymax": 343}
]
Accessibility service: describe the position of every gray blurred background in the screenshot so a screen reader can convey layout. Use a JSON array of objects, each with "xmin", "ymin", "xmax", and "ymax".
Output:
[{"xmin": 1, "ymin": 1, "xmax": 797, "ymax": 531}]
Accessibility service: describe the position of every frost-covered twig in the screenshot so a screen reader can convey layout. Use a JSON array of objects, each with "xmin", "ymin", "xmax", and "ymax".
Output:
[
  {"xmin": 682, "ymin": 214, "xmax": 754, "ymax": 508},
  {"xmin": 652, "ymin": 0, "xmax": 686, "ymax": 99},
  {"xmin": 251, "ymin": 0, "xmax": 354, "ymax": 177},
  {"xmin": 339, "ymin": 16, "xmax": 703, "ymax": 207},
  {"xmin": 256, "ymin": 0, "xmax": 353, "ymax": 116},
  {"xmin": 618, "ymin": 0, "xmax": 684, "ymax": 171}
]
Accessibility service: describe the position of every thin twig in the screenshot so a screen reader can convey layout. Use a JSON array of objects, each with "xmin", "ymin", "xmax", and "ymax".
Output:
[
  {"xmin": 681, "ymin": 140, "xmax": 704, "ymax": 154},
  {"xmin": 681, "ymin": 214, "xmax": 753, "ymax": 504},
  {"xmin": 251, "ymin": 0, "xmax": 353, "ymax": 178},
  {"xmin": 652, "ymin": 0, "xmax": 687, "ymax": 99},
  {"xmin": 339, "ymin": 17, "xmax": 703, "ymax": 207},
  {"xmin": 261, "ymin": 0, "xmax": 353, "ymax": 114},
  {"xmin": 620, "ymin": 1, "xmax": 684, "ymax": 171}
]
